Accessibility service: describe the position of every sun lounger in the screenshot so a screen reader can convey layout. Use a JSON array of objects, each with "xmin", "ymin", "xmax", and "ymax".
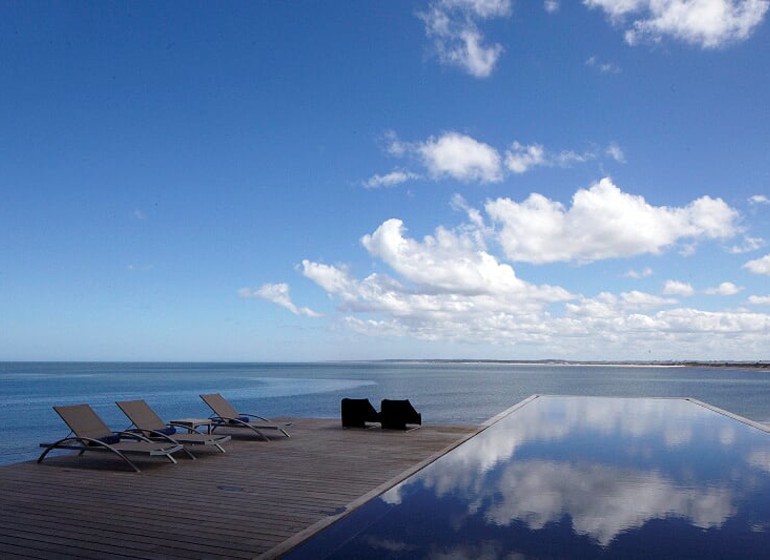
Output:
[
  {"xmin": 380, "ymin": 399, "xmax": 422, "ymax": 431},
  {"xmin": 341, "ymin": 398, "xmax": 381, "ymax": 428},
  {"xmin": 38, "ymin": 404, "xmax": 184, "ymax": 472},
  {"xmin": 200, "ymin": 393, "xmax": 291, "ymax": 440},
  {"xmin": 116, "ymin": 399, "xmax": 231, "ymax": 454}
]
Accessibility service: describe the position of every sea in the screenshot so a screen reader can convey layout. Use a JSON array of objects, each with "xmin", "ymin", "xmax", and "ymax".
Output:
[{"xmin": 2, "ymin": 361, "xmax": 770, "ymax": 466}]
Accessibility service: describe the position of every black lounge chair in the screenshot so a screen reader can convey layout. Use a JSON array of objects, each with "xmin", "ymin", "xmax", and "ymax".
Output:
[
  {"xmin": 380, "ymin": 399, "xmax": 422, "ymax": 431},
  {"xmin": 341, "ymin": 398, "xmax": 381, "ymax": 429}
]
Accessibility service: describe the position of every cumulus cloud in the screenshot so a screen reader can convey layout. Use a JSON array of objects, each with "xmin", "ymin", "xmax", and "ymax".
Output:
[
  {"xmin": 364, "ymin": 170, "xmax": 421, "ymax": 189},
  {"xmin": 554, "ymin": 302, "xmax": 770, "ymax": 359},
  {"xmin": 487, "ymin": 178, "xmax": 739, "ymax": 264},
  {"xmin": 362, "ymin": 218, "xmax": 525, "ymax": 295},
  {"xmin": 239, "ymin": 283, "xmax": 320, "ymax": 317},
  {"xmin": 704, "ymin": 281, "xmax": 742, "ymax": 296},
  {"xmin": 748, "ymin": 295, "xmax": 770, "ymax": 305},
  {"xmin": 624, "ymin": 267, "xmax": 654, "ymax": 279},
  {"xmin": 584, "ymin": 0, "xmax": 769, "ymax": 48},
  {"xmin": 505, "ymin": 142, "xmax": 547, "ymax": 174},
  {"xmin": 419, "ymin": 0, "xmax": 513, "ymax": 78},
  {"xmin": 544, "ymin": 0, "xmax": 560, "ymax": 13},
  {"xmin": 374, "ymin": 131, "xmax": 624, "ymax": 186},
  {"xmin": 749, "ymin": 194, "xmax": 769, "ymax": 205},
  {"xmin": 663, "ymin": 280, "xmax": 695, "ymax": 296},
  {"xmin": 744, "ymin": 253, "xmax": 770, "ymax": 275},
  {"xmin": 419, "ymin": 132, "xmax": 503, "ymax": 182},
  {"xmin": 268, "ymin": 178, "xmax": 770, "ymax": 358},
  {"xmin": 300, "ymin": 217, "xmax": 575, "ymax": 344},
  {"xmin": 505, "ymin": 141, "xmax": 624, "ymax": 174},
  {"xmin": 729, "ymin": 236, "xmax": 764, "ymax": 254},
  {"xmin": 305, "ymin": 219, "xmax": 573, "ymax": 305},
  {"xmin": 566, "ymin": 291, "xmax": 678, "ymax": 318}
]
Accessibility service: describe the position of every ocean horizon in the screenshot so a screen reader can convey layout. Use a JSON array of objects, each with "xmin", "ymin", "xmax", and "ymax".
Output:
[{"xmin": 2, "ymin": 360, "xmax": 770, "ymax": 466}]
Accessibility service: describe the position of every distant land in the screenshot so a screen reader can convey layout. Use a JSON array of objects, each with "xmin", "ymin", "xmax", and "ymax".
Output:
[{"xmin": 378, "ymin": 359, "xmax": 770, "ymax": 370}]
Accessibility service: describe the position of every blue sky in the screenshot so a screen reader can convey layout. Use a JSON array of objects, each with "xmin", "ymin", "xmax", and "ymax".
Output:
[{"xmin": 2, "ymin": 0, "xmax": 769, "ymax": 362}]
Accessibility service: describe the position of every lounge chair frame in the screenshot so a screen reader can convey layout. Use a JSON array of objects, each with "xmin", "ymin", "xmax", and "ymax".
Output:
[
  {"xmin": 116, "ymin": 399, "xmax": 231, "ymax": 455},
  {"xmin": 200, "ymin": 393, "xmax": 290, "ymax": 440},
  {"xmin": 38, "ymin": 404, "xmax": 183, "ymax": 473}
]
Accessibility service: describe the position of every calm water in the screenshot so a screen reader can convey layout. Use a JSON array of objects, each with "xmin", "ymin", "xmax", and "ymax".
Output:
[
  {"xmin": 286, "ymin": 396, "xmax": 770, "ymax": 559},
  {"xmin": 2, "ymin": 361, "xmax": 770, "ymax": 465}
]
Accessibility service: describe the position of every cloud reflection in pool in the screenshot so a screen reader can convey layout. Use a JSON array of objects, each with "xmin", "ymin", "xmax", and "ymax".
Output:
[{"xmin": 285, "ymin": 396, "xmax": 770, "ymax": 559}]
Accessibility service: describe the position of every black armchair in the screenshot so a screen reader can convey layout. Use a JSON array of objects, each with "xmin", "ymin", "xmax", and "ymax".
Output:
[
  {"xmin": 380, "ymin": 399, "xmax": 422, "ymax": 430},
  {"xmin": 341, "ymin": 398, "xmax": 381, "ymax": 428}
]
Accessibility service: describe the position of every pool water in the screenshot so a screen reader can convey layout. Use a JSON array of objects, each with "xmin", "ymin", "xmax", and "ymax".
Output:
[{"xmin": 284, "ymin": 395, "xmax": 770, "ymax": 559}]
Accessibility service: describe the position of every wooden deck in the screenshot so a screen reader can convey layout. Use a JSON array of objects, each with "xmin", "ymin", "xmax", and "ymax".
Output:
[{"xmin": 0, "ymin": 419, "xmax": 478, "ymax": 559}]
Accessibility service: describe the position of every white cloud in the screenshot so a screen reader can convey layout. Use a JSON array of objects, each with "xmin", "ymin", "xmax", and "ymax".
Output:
[
  {"xmin": 300, "ymin": 217, "xmax": 575, "ymax": 343},
  {"xmin": 418, "ymin": 132, "xmax": 504, "ymax": 183},
  {"xmin": 305, "ymin": 219, "xmax": 574, "ymax": 306},
  {"xmin": 544, "ymin": 0, "xmax": 560, "ymax": 13},
  {"xmin": 364, "ymin": 170, "xmax": 420, "ymax": 189},
  {"xmin": 419, "ymin": 0, "xmax": 512, "ymax": 78},
  {"xmin": 729, "ymin": 235, "xmax": 764, "ymax": 254},
  {"xmin": 383, "ymin": 130, "xmax": 408, "ymax": 156},
  {"xmin": 566, "ymin": 291, "xmax": 677, "ymax": 318},
  {"xmin": 239, "ymin": 283, "xmax": 320, "ymax": 317},
  {"xmin": 446, "ymin": 0, "xmax": 513, "ymax": 19},
  {"xmin": 299, "ymin": 261, "xmax": 358, "ymax": 299},
  {"xmin": 584, "ymin": 0, "xmax": 769, "ymax": 48},
  {"xmin": 748, "ymin": 295, "xmax": 770, "ymax": 305},
  {"xmin": 606, "ymin": 143, "xmax": 626, "ymax": 162},
  {"xmin": 505, "ymin": 141, "xmax": 624, "ymax": 174},
  {"xmin": 362, "ymin": 218, "xmax": 535, "ymax": 296},
  {"xmin": 487, "ymin": 178, "xmax": 739, "ymax": 264},
  {"xmin": 505, "ymin": 142, "xmax": 546, "ymax": 174},
  {"xmin": 663, "ymin": 280, "xmax": 695, "ymax": 296},
  {"xmin": 278, "ymin": 180, "xmax": 770, "ymax": 358},
  {"xmin": 744, "ymin": 253, "xmax": 770, "ymax": 275},
  {"xmin": 704, "ymin": 281, "xmax": 742, "ymax": 296},
  {"xmin": 376, "ymin": 132, "xmax": 623, "ymax": 185},
  {"xmin": 749, "ymin": 194, "xmax": 770, "ymax": 205},
  {"xmin": 624, "ymin": 267, "xmax": 654, "ymax": 279},
  {"xmin": 586, "ymin": 55, "xmax": 621, "ymax": 74}
]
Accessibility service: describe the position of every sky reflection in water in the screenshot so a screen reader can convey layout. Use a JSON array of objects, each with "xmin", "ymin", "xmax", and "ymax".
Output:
[{"xmin": 286, "ymin": 396, "xmax": 770, "ymax": 559}]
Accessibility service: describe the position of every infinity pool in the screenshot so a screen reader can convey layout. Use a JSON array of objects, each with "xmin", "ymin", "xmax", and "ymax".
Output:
[{"xmin": 284, "ymin": 395, "xmax": 770, "ymax": 559}]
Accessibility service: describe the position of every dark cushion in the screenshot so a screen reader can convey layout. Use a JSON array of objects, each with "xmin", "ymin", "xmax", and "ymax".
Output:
[
  {"xmin": 157, "ymin": 426, "xmax": 176, "ymax": 436},
  {"xmin": 97, "ymin": 434, "xmax": 121, "ymax": 445}
]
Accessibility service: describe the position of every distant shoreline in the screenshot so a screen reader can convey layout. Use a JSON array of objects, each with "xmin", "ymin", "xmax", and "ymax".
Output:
[
  {"xmin": 0, "ymin": 359, "xmax": 768, "ymax": 369},
  {"xmin": 377, "ymin": 359, "xmax": 770, "ymax": 370}
]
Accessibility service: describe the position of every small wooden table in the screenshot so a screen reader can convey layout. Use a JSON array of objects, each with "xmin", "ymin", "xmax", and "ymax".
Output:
[{"xmin": 171, "ymin": 417, "xmax": 213, "ymax": 434}]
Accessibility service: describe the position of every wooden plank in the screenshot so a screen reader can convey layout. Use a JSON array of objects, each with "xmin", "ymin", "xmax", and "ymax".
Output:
[{"xmin": 0, "ymin": 419, "xmax": 476, "ymax": 559}]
